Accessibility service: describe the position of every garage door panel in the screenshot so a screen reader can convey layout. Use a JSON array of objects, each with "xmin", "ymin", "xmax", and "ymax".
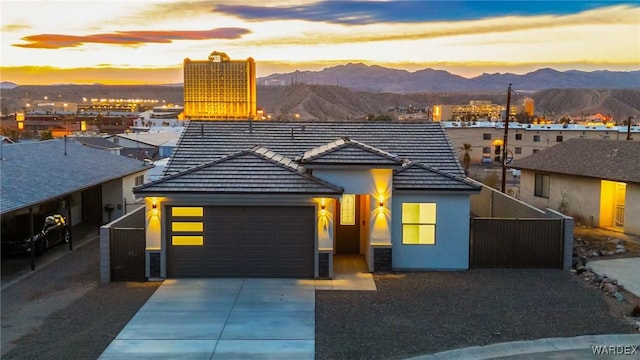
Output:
[{"xmin": 167, "ymin": 206, "xmax": 314, "ymax": 278}]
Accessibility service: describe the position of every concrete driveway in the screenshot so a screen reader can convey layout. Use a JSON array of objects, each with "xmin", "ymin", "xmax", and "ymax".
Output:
[{"xmin": 99, "ymin": 278, "xmax": 315, "ymax": 359}]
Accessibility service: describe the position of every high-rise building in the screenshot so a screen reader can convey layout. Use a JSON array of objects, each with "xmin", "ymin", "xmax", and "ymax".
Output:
[
  {"xmin": 183, "ymin": 51, "xmax": 256, "ymax": 120},
  {"xmin": 523, "ymin": 97, "xmax": 534, "ymax": 117}
]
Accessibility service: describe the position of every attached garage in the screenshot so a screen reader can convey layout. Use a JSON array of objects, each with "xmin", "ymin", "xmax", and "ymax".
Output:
[{"xmin": 166, "ymin": 206, "xmax": 315, "ymax": 278}]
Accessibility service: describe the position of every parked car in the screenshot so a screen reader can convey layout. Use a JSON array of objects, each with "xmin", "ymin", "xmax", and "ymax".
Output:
[
  {"xmin": 1, "ymin": 214, "xmax": 70, "ymax": 256},
  {"xmin": 480, "ymin": 155, "xmax": 493, "ymax": 165},
  {"xmin": 510, "ymin": 168, "xmax": 521, "ymax": 177}
]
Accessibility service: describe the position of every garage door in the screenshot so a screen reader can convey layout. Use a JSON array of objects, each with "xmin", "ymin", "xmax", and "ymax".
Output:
[{"xmin": 166, "ymin": 206, "xmax": 315, "ymax": 278}]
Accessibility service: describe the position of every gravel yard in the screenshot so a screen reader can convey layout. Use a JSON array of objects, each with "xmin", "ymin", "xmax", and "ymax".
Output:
[
  {"xmin": 2, "ymin": 267, "xmax": 635, "ymax": 360},
  {"xmin": 316, "ymin": 269, "xmax": 637, "ymax": 360}
]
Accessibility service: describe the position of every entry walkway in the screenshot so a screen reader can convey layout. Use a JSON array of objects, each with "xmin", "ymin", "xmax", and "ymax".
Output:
[{"xmin": 100, "ymin": 278, "xmax": 316, "ymax": 359}]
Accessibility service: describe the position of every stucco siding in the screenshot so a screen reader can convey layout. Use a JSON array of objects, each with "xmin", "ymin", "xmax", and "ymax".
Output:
[
  {"xmin": 392, "ymin": 193, "xmax": 471, "ymax": 270},
  {"xmin": 521, "ymin": 171, "xmax": 601, "ymax": 225},
  {"xmin": 625, "ymin": 184, "xmax": 640, "ymax": 236}
]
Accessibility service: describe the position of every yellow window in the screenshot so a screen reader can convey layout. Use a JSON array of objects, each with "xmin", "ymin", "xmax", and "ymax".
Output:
[
  {"xmin": 402, "ymin": 203, "xmax": 437, "ymax": 245},
  {"xmin": 172, "ymin": 222, "xmax": 203, "ymax": 232},
  {"xmin": 340, "ymin": 194, "xmax": 355, "ymax": 225},
  {"xmin": 172, "ymin": 236, "xmax": 204, "ymax": 246},
  {"xmin": 172, "ymin": 207, "xmax": 203, "ymax": 217}
]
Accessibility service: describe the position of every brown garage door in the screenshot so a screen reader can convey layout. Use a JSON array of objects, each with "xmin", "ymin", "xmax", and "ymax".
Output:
[{"xmin": 167, "ymin": 206, "xmax": 315, "ymax": 278}]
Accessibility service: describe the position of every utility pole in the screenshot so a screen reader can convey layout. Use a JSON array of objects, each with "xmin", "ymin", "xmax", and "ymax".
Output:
[{"xmin": 501, "ymin": 83, "xmax": 512, "ymax": 193}]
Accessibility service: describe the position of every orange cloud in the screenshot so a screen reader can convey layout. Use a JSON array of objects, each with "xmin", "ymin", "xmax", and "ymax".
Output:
[{"xmin": 13, "ymin": 28, "xmax": 251, "ymax": 49}]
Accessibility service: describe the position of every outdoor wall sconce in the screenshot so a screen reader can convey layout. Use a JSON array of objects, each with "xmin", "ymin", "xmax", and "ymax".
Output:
[
  {"xmin": 152, "ymin": 201, "xmax": 157, "ymax": 209},
  {"xmin": 321, "ymin": 203, "xmax": 326, "ymax": 210}
]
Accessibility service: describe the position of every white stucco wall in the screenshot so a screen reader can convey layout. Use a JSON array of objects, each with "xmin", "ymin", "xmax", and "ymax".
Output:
[
  {"xmin": 520, "ymin": 171, "xmax": 601, "ymax": 225},
  {"xmin": 101, "ymin": 179, "xmax": 123, "ymax": 223},
  {"xmin": 625, "ymin": 184, "xmax": 640, "ymax": 236},
  {"xmin": 392, "ymin": 192, "xmax": 471, "ymax": 270}
]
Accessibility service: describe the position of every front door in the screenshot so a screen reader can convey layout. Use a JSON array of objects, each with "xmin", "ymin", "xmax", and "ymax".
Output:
[
  {"xmin": 614, "ymin": 183, "xmax": 626, "ymax": 228},
  {"xmin": 336, "ymin": 194, "xmax": 360, "ymax": 253}
]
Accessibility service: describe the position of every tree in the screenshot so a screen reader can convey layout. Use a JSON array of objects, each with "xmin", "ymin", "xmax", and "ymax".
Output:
[
  {"xmin": 39, "ymin": 130, "xmax": 54, "ymax": 141},
  {"xmin": 459, "ymin": 143, "xmax": 472, "ymax": 176}
]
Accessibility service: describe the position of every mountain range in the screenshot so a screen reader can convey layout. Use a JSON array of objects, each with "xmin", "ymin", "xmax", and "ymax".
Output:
[{"xmin": 258, "ymin": 64, "xmax": 640, "ymax": 93}]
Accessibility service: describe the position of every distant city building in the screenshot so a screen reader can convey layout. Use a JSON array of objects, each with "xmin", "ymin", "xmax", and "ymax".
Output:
[
  {"xmin": 432, "ymin": 101, "xmax": 519, "ymax": 122},
  {"xmin": 522, "ymin": 97, "xmax": 534, "ymax": 116},
  {"xmin": 183, "ymin": 51, "xmax": 257, "ymax": 120}
]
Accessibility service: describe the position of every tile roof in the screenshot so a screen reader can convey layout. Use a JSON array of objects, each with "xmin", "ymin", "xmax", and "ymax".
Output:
[
  {"xmin": 297, "ymin": 137, "xmax": 404, "ymax": 167},
  {"xmin": 165, "ymin": 121, "xmax": 464, "ymax": 176},
  {"xmin": 1, "ymin": 139, "xmax": 152, "ymax": 214},
  {"xmin": 512, "ymin": 138, "xmax": 640, "ymax": 184},
  {"xmin": 135, "ymin": 146, "xmax": 343, "ymax": 195},
  {"xmin": 394, "ymin": 162, "xmax": 481, "ymax": 191}
]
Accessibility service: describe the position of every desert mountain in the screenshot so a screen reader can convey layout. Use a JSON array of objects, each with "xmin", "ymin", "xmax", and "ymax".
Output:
[
  {"xmin": 258, "ymin": 64, "xmax": 640, "ymax": 92},
  {"xmin": 1, "ymin": 84, "xmax": 638, "ymax": 121}
]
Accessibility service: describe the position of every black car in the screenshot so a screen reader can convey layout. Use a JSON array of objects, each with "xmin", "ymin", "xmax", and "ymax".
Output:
[{"xmin": 1, "ymin": 214, "xmax": 70, "ymax": 256}]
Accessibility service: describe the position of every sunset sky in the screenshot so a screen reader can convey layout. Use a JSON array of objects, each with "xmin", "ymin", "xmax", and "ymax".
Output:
[{"xmin": 1, "ymin": 0, "xmax": 639, "ymax": 85}]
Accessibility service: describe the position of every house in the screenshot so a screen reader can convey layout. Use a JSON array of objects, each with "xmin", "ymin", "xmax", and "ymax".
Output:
[
  {"xmin": 1, "ymin": 139, "xmax": 153, "ymax": 229},
  {"xmin": 104, "ymin": 130, "xmax": 183, "ymax": 161},
  {"xmin": 133, "ymin": 121, "xmax": 481, "ymax": 279},
  {"xmin": 69, "ymin": 136, "xmax": 123, "ymax": 155},
  {"xmin": 513, "ymin": 138, "xmax": 640, "ymax": 236}
]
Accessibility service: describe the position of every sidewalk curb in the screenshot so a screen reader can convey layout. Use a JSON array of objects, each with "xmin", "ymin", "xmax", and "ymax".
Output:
[
  {"xmin": 0, "ymin": 234, "xmax": 99, "ymax": 292},
  {"xmin": 405, "ymin": 334, "xmax": 640, "ymax": 360}
]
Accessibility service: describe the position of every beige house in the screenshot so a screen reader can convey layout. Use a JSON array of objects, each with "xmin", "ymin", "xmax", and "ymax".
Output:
[{"xmin": 513, "ymin": 139, "xmax": 640, "ymax": 236}]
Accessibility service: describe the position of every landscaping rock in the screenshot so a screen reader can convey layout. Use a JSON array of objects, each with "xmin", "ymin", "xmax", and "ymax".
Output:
[
  {"xmin": 602, "ymin": 283, "xmax": 618, "ymax": 294},
  {"xmin": 632, "ymin": 301, "xmax": 640, "ymax": 317},
  {"xmin": 613, "ymin": 292, "xmax": 624, "ymax": 302}
]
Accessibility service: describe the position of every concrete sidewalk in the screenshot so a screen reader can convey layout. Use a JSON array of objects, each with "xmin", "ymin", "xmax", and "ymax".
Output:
[
  {"xmin": 408, "ymin": 334, "xmax": 640, "ymax": 360},
  {"xmin": 587, "ymin": 257, "xmax": 640, "ymax": 297}
]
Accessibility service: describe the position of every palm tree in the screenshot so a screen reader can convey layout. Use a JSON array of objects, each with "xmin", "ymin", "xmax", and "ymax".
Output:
[{"xmin": 459, "ymin": 143, "xmax": 472, "ymax": 176}]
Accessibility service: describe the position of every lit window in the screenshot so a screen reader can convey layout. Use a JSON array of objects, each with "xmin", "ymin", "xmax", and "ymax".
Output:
[
  {"xmin": 172, "ymin": 222, "xmax": 203, "ymax": 232},
  {"xmin": 172, "ymin": 236, "xmax": 203, "ymax": 246},
  {"xmin": 534, "ymin": 173, "xmax": 550, "ymax": 198},
  {"xmin": 402, "ymin": 203, "xmax": 436, "ymax": 245},
  {"xmin": 340, "ymin": 194, "xmax": 355, "ymax": 225},
  {"xmin": 172, "ymin": 207, "xmax": 203, "ymax": 217}
]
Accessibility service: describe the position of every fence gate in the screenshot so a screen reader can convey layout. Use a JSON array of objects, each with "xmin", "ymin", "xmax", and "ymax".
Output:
[
  {"xmin": 110, "ymin": 228, "xmax": 146, "ymax": 281},
  {"xmin": 470, "ymin": 218, "xmax": 563, "ymax": 268}
]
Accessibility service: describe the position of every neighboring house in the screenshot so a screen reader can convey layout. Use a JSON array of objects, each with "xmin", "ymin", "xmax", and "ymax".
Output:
[
  {"xmin": 69, "ymin": 136, "xmax": 123, "ymax": 155},
  {"xmin": 104, "ymin": 130, "xmax": 183, "ymax": 161},
  {"xmin": 1, "ymin": 139, "xmax": 153, "ymax": 228},
  {"xmin": 1, "ymin": 136, "xmax": 15, "ymax": 144},
  {"xmin": 513, "ymin": 138, "xmax": 640, "ymax": 236},
  {"xmin": 133, "ymin": 121, "xmax": 481, "ymax": 279}
]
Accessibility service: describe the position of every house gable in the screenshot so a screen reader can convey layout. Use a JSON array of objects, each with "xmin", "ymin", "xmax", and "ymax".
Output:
[{"xmin": 297, "ymin": 137, "xmax": 404, "ymax": 168}]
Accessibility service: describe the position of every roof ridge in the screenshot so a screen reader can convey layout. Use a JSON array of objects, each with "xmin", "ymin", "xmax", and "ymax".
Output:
[
  {"xmin": 299, "ymin": 136, "xmax": 403, "ymax": 163},
  {"xmin": 396, "ymin": 161, "xmax": 480, "ymax": 188}
]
